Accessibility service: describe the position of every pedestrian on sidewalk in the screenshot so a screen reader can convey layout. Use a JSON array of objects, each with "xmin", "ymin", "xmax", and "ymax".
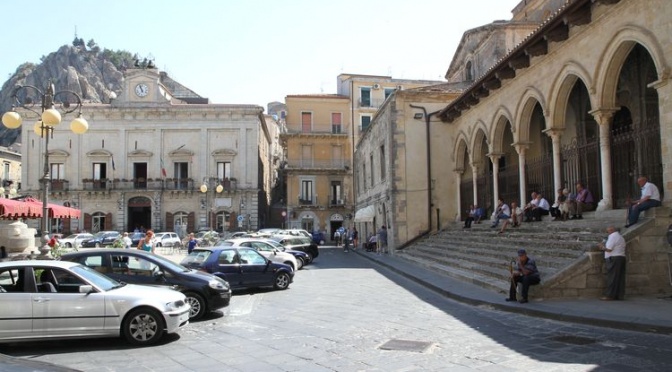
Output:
[
  {"xmin": 506, "ymin": 249, "xmax": 540, "ymax": 304},
  {"xmin": 597, "ymin": 226, "xmax": 627, "ymax": 300},
  {"xmin": 122, "ymin": 232, "xmax": 132, "ymax": 249},
  {"xmin": 377, "ymin": 225, "xmax": 387, "ymax": 254},
  {"xmin": 187, "ymin": 233, "xmax": 198, "ymax": 254}
]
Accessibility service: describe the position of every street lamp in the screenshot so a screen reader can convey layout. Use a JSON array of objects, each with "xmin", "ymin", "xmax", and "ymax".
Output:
[
  {"xmin": 200, "ymin": 177, "xmax": 224, "ymax": 229},
  {"xmin": 2, "ymin": 80, "xmax": 88, "ymax": 257}
]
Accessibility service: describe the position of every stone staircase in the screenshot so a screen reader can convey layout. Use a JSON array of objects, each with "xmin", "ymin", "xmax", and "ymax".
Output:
[{"xmin": 395, "ymin": 211, "xmax": 629, "ymax": 299}]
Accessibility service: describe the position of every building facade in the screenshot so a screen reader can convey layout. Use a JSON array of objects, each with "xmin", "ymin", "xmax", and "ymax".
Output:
[
  {"xmin": 0, "ymin": 145, "xmax": 21, "ymax": 197},
  {"xmin": 281, "ymin": 94, "xmax": 351, "ymax": 237},
  {"xmin": 20, "ymin": 66, "xmax": 276, "ymax": 236}
]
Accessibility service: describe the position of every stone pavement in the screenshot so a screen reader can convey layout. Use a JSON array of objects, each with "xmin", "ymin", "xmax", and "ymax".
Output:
[{"xmin": 353, "ymin": 247, "xmax": 672, "ymax": 335}]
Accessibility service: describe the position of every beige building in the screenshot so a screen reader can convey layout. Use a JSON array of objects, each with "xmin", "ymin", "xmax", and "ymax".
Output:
[
  {"xmin": 0, "ymin": 145, "xmax": 21, "ymax": 197},
  {"xmin": 19, "ymin": 66, "xmax": 277, "ymax": 236},
  {"xmin": 355, "ymin": 0, "xmax": 672, "ymax": 255},
  {"xmin": 281, "ymin": 94, "xmax": 351, "ymax": 236}
]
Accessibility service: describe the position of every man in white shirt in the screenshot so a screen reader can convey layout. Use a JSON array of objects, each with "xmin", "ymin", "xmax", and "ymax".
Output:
[
  {"xmin": 626, "ymin": 176, "xmax": 662, "ymax": 228},
  {"xmin": 524, "ymin": 192, "xmax": 550, "ymax": 222},
  {"xmin": 490, "ymin": 198, "xmax": 511, "ymax": 228},
  {"xmin": 598, "ymin": 226, "xmax": 627, "ymax": 300}
]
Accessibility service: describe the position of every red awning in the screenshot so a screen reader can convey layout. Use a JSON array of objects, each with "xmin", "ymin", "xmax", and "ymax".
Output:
[
  {"xmin": 0, "ymin": 198, "xmax": 43, "ymax": 219},
  {"xmin": 21, "ymin": 198, "xmax": 81, "ymax": 219}
]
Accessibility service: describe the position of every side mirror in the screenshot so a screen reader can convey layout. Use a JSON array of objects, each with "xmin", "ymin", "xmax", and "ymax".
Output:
[{"xmin": 79, "ymin": 285, "xmax": 93, "ymax": 294}]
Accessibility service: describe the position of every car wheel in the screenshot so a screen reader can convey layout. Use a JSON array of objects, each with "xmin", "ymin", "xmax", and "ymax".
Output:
[
  {"xmin": 156, "ymin": 243, "xmax": 163, "ymax": 247},
  {"xmin": 284, "ymin": 261, "xmax": 296, "ymax": 272},
  {"xmin": 296, "ymin": 258, "xmax": 304, "ymax": 270},
  {"xmin": 95, "ymin": 242, "xmax": 101, "ymax": 248},
  {"xmin": 65, "ymin": 242, "xmax": 72, "ymax": 248},
  {"xmin": 273, "ymin": 272, "xmax": 291, "ymax": 290},
  {"xmin": 310, "ymin": 246, "xmax": 319, "ymax": 259},
  {"xmin": 122, "ymin": 307, "xmax": 165, "ymax": 346},
  {"xmin": 184, "ymin": 292, "xmax": 206, "ymax": 320}
]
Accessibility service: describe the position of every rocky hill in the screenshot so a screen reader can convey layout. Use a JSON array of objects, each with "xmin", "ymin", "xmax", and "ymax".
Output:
[{"xmin": 0, "ymin": 40, "xmax": 135, "ymax": 146}]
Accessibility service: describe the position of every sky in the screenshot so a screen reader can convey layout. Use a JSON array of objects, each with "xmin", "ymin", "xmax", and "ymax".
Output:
[{"xmin": 1, "ymin": 0, "xmax": 515, "ymax": 109}]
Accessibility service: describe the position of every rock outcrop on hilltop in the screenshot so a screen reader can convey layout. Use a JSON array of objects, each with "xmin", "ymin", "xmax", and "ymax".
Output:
[{"xmin": 0, "ymin": 41, "xmax": 135, "ymax": 145}]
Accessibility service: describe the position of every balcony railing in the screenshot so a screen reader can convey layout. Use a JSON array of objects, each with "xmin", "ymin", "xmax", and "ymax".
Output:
[
  {"xmin": 358, "ymin": 98, "xmax": 387, "ymax": 109},
  {"xmin": 82, "ymin": 179, "xmax": 109, "ymax": 190},
  {"xmin": 285, "ymin": 159, "xmax": 349, "ymax": 170},
  {"xmin": 282, "ymin": 127, "xmax": 349, "ymax": 135},
  {"xmin": 329, "ymin": 198, "xmax": 345, "ymax": 207},
  {"xmin": 49, "ymin": 179, "xmax": 70, "ymax": 191}
]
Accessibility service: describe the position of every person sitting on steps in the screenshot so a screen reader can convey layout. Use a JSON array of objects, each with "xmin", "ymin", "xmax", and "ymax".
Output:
[
  {"xmin": 625, "ymin": 176, "xmax": 662, "ymax": 228},
  {"xmin": 524, "ymin": 192, "xmax": 550, "ymax": 222},
  {"xmin": 490, "ymin": 198, "xmax": 510, "ymax": 229},
  {"xmin": 506, "ymin": 248, "xmax": 540, "ymax": 304},
  {"xmin": 499, "ymin": 201, "xmax": 523, "ymax": 234},
  {"xmin": 568, "ymin": 182, "xmax": 595, "ymax": 220}
]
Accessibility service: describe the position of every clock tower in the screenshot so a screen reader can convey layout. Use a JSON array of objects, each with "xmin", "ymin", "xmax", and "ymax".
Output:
[{"xmin": 112, "ymin": 65, "xmax": 173, "ymax": 107}]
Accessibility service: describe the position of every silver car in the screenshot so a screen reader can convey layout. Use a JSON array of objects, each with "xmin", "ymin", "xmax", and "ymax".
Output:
[{"xmin": 0, "ymin": 260, "xmax": 190, "ymax": 345}]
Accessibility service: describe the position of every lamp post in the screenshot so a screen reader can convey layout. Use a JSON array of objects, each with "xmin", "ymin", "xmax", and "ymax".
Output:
[
  {"xmin": 2, "ymin": 80, "xmax": 88, "ymax": 257},
  {"xmin": 200, "ymin": 177, "xmax": 224, "ymax": 230}
]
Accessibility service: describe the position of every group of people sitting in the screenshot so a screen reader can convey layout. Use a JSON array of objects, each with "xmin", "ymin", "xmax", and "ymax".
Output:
[
  {"xmin": 463, "ymin": 177, "xmax": 661, "ymax": 233},
  {"xmin": 463, "ymin": 182, "xmax": 600, "ymax": 234}
]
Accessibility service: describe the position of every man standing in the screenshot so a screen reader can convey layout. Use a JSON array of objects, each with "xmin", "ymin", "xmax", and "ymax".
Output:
[
  {"xmin": 598, "ymin": 226, "xmax": 627, "ymax": 300},
  {"xmin": 506, "ymin": 249, "xmax": 540, "ymax": 304},
  {"xmin": 626, "ymin": 176, "xmax": 662, "ymax": 228},
  {"xmin": 122, "ymin": 232, "xmax": 133, "ymax": 249},
  {"xmin": 187, "ymin": 233, "xmax": 198, "ymax": 254},
  {"xmin": 377, "ymin": 225, "xmax": 387, "ymax": 254}
]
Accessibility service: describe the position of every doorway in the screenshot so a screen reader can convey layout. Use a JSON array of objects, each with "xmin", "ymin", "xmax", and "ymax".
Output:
[{"xmin": 128, "ymin": 196, "xmax": 151, "ymax": 232}]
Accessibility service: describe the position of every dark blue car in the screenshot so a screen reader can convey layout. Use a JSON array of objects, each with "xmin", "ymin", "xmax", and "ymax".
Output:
[{"xmin": 180, "ymin": 247, "xmax": 294, "ymax": 291}]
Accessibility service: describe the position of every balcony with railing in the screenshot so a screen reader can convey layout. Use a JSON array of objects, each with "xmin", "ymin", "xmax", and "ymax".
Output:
[
  {"xmin": 298, "ymin": 196, "xmax": 317, "ymax": 206},
  {"xmin": 282, "ymin": 126, "xmax": 349, "ymax": 136},
  {"xmin": 49, "ymin": 179, "xmax": 70, "ymax": 191},
  {"xmin": 358, "ymin": 98, "xmax": 387, "ymax": 109},
  {"xmin": 329, "ymin": 197, "xmax": 345, "ymax": 207},
  {"xmin": 285, "ymin": 159, "xmax": 349, "ymax": 170}
]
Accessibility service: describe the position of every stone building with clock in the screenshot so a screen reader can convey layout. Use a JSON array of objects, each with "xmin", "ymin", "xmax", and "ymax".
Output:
[{"xmin": 20, "ymin": 65, "xmax": 280, "ymax": 236}]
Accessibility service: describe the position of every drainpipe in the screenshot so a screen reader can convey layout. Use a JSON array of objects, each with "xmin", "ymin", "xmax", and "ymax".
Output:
[{"xmin": 409, "ymin": 104, "xmax": 441, "ymax": 233}]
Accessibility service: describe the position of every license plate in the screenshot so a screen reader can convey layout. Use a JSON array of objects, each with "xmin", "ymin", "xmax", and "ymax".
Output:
[{"xmin": 178, "ymin": 310, "xmax": 190, "ymax": 323}]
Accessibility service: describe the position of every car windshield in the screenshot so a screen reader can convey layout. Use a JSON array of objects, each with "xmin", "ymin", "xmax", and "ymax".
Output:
[
  {"xmin": 263, "ymin": 239, "xmax": 284, "ymax": 249},
  {"xmin": 217, "ymin": 240, "xmax": 234, "ymax": 246},
  {"xmin": 182, "ymin": 250, "xmax": 213, "ymax": 265},
  {"xmin": 64, "ymin": 234, "xmax": 79, "ymax": 239},
  {"xmin": 91, "ymin": 232, "xmax": 107, "ymax": 238},
  {"xmin": 70, "ymin": 264, "xmax": 121, "ymax": 291}
]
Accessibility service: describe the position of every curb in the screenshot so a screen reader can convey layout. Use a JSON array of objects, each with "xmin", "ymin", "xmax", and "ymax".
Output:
[{"xmin": 355, "ymin": 250, "xmax": 672, "ymax": 335}]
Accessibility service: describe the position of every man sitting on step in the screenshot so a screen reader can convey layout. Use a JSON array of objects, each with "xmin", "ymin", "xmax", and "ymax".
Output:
[{"xmin": 506, "ymin": 249, "xmax": 540, "ymax": 304}]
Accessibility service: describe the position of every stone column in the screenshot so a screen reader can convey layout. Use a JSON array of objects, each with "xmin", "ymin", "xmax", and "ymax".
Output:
[
  {"xmin": 650, "ymin": 77, "xmax": 671, "ymax": 207},
  {"xmin": 454, "ymin": 169, "xmax": 463, "ymax": 222},
  {"xmin": 544, "ymin": 129, "xmax": 564, "ymax": 195},
  {"xmin": 470, "ymin": 163, "xmax": 479, "ymax": 206},
  {"xmin": 513, "ymin": 143, "xmax": 529, "ymax": 206},
  {"xmin": 489, "ymin": 153, "xmax": 503, "ymax": 205},
  {"xmin": 590, "ymin": 108, "xmax": 617, "ymax": 211}
]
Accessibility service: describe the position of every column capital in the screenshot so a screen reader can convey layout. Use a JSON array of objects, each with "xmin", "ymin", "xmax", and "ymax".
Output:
[
  {"xmin": 512, "ymin": 142, "xmax": 530, "ymax": 156},
  {"xmin": 588, "ymin": 108, "xmax": 618, "ymax": 126},
  {"xmin": 487, "ymin": 152, "xmax": 504, "ymax": 163},
  {"xmin": 542, "ymin": 127, "xmax": 564, "ymax": 139},
  {"xmin": 453, "ymin": 167, "xmax": 465, "ymax": 175}
]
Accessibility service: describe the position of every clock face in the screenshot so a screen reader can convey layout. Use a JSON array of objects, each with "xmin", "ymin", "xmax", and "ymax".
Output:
[{"xmin": 135, "ymin": 83, "xmax": 149, "ymax": 97}]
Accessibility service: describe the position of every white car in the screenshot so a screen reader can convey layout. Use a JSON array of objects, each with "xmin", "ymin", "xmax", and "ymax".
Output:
[
  {"xmin": 57, "ymin": 233, "xmax": 94, "ymax": 248},
  {"xmin": 0, "ymin": 260, "xmax": 190, "ymax": 345},
  {"xmin": 220, "ymin": 238, "xmax": 300, "ymax": 271},
  {"xmin": 153, "ymin": 232, "xmax": 182, "ymax": 248}
]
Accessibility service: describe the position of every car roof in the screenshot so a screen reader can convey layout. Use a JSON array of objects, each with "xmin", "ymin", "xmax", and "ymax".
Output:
[
  {"xmin": 61, "ymin": 248, "xmax": 155, "ymax": 257},
  {"xmin": 0, "ymin": 260, "xmax": 80, "ymax": 269}
]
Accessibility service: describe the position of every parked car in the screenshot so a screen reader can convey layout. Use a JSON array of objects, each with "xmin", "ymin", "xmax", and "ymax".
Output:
[
  {"xmin": 259, "ymin": 238, "xmax": 312, "ymax": 266},
  {"xmin": 57, "ymin": 233, "xmax": 94, "ymax": 248},
  {"xmin": 275, "ymin": 229, "xmax": 312, "ymax": 239},
  {"xmin": 80, "ymin": 231, "xmax": 121, "ymax": 248},
  {"xmin": 154, "ymin": 232, "xmax": 182, "ymax": 248},
  {"xmin": 269, "ymin": 235, "xmax": 319, "ymax": 260},
  {"xmin": 61, "ymin": 249, "xmax": 231, "ymax": 320},
  {"xmin": 194, "ymin": 230, "xmax": 219, "ymax": 246},
  {"xmin": 130, "ymin": 231, "xmax": 146, "ymax": 246},
  {"xmin": 180, "ymin": 247, "xmax": 293, "ymax": 291},
  {"xmin": 311, "ymin": 230, "xmax": 326, "ymax": 245},
  {"xmin": 0, "ymin": 260, "xmax": 190, "ymax": 345},
  {"xmin": 219, "ymin": 238, "xmax": 301, "ymax": 271}
]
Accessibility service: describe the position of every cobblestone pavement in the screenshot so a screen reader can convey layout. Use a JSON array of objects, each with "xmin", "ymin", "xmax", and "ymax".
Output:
[{"xmin": 1, "ymin": 247, "xmax": 671, "ymax": 371}]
